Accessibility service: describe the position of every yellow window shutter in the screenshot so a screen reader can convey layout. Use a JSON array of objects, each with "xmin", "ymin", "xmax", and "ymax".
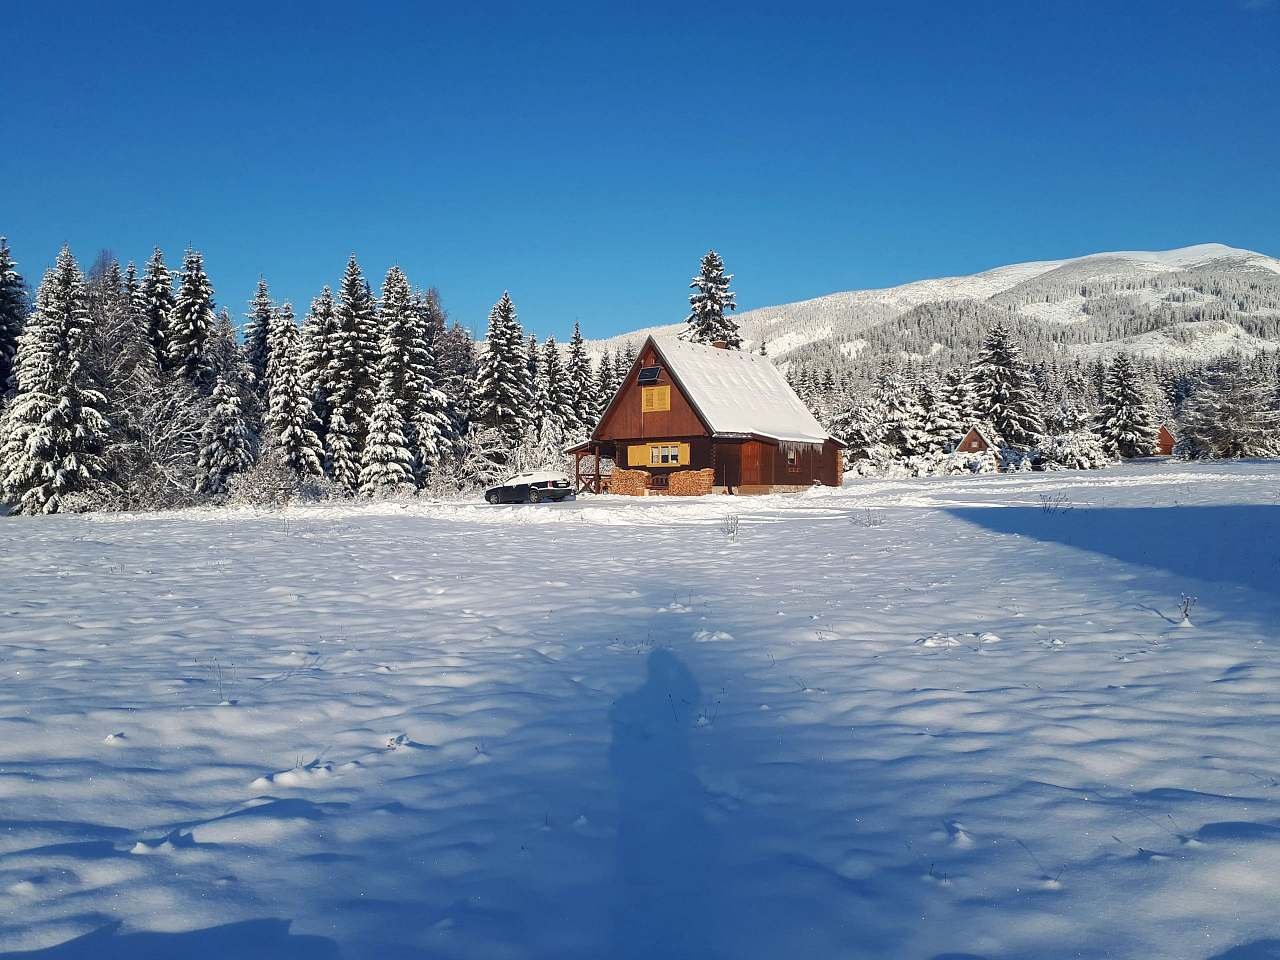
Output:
[
  {"xmin": 641, "ymin": 385, "xmax": 670, "ymax": 413},
  {"xmin": 627, "ymin": 444, "xmax": 650, "ymax": 466},
  {"xmin": 678, "ymin": 442, "xmax": 690, "ymax": 464}
]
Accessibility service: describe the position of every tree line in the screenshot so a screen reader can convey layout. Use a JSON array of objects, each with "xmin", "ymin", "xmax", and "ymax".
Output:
[
  {"xmin": 789, "ymin": 322, "xmax": 1280, "ymax": 473},
  {"xmin": 0, "ymin": 238, "xmax": 646, "ymax": 514}
]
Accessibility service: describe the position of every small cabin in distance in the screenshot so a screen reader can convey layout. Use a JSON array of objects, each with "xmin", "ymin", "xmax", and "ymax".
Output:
[
  {"xmin": 569, "ymin": 335, "xmax": 845, "ymax": 495},
  {"xmin": 953, "ymin": 425, "xmax": 999, "ymax": 456},
  {"xmin": 1156, "ymin": 424, "xmax": 1175, "ymax": 456}
]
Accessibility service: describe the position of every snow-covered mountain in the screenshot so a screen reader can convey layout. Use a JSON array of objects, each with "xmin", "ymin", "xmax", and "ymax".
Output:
[{"xmin": 590, "ymin": 243, "xmax": 1280, "ymax": 367}]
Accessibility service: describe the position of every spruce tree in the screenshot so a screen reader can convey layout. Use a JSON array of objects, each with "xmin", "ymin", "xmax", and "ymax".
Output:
[
  {"xmin": 593, "ymin": 348, "xmax": 616, "ymax": 414},
  {"xmin": 168, "ymin": 249, "xmax": 217, "ymax": 387},
  {"xmin": 540, "ymin": 335, "xmax": 573, "ymax": 445},
  {"xmin": 684, "ymin": 250, "xmax": 739, "ymax": 347},
  {"xmin": 266, "ymin": 303, "xmax": 300, "ymax": 429},
  {"xmin": 565, "ymin": 320, "xmax": 595, "ymax": 438},
  {"xmin": 472, "ymin": 292, "xmax": 531, "ymax": 452},
  {"xmin": 324, "ymin": 256, "xmax": 378, "ymax": 487},
  {"xmin": 1180, "ymin": 357, "xmax": 1280, "ymax": 458},
  {"xmin": 119, "ymin": 261, "xmax": 160, "ymax": 383},
  {"xmin": 526, "ymin": 332, "xmax": 545, "ymax": 441},
  {"xmin": 243, "ymin": 277, "xmax": 274, "ymax": 394},
  {"xmin": 874, "ymin": 370, "xmax": 930, "ymax": 459},
  {"xmin": 0, "ymin": 237, "xmax": 26, "ymax": 393},
  {"xmin": 264, "ymin": 305, "xmax": 323, "ymax": 479},
  {"xmin": 359, "ymin": 382, "xmax": 414, "ymax": 496},
  {"xmin": 300, "ymin": 286, "xmax": 338, "ymax": 443},
  {"xmin": 971, "ymin": 324, "xmax": 1043, "ymax": 447},
  {"xmin": 0, "ymin": 248, "xmax": 111, "ymax": 514},
  {"xmin": 1097, "ymin": 352, "xmax": 1158, "ymax": 458},
  {"xmin": 138, "ymin": 248, "xmax": 175, "ymax": 374},
  {"xmin": 919, "ymin": 373, "xmax": 963, "ymax": 454},
  {"xmin": 403, "ymin": 289, "xmax": 449, "ymax": 482},
  {"xmin": 195, "ymin": 375, "xmax": 255, "ymax": 494}
]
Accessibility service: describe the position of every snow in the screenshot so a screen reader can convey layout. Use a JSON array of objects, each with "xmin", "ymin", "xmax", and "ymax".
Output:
[
  {"xmin": 2, "ymin": 462, "xmax": 1280, "ymax": 958},
  {"xmin": 651, "ymin": 335, "xmax": 832, "ymax": 444},
  {"xmin": 589, "ymin": 243, "xmax": 1280, "ymax": 363}
]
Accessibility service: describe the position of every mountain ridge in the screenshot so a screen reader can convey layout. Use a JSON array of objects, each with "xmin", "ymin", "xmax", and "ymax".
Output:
[{"xmin": 588, "ymin": 243, "xmax": 1280, "ymax": 367}]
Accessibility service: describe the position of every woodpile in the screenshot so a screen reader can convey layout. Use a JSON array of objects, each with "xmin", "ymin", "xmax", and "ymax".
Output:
[
  {"xmin": 667, "ymin": 468, "xmax": 716, "ymax": 496},
  {"xmin": 608, "ymin": 468, "xmax": 650, "ymax": 497}
]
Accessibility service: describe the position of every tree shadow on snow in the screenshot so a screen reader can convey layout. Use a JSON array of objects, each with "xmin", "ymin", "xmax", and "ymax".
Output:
[
  {"xmin": 1208, "ymin": 941, "xmax": 1280, "ymax": 960},
  {"xmin": 0, "ymin": 918, "xmax": 341, "ymax": 959},
  {"xmin": 609, "ymin": 648, "xmax": 721, "ymax": 959},
  {"xmin": 947, "ymin": 505, "xmax": 1280, "ymax": 601}
]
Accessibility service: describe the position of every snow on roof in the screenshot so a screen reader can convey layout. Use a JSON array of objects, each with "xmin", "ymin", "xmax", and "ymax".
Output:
[
  {"xmin": 650, "ymin": 335, "xmax": 833, "ymax": 445},
  {"xmin": 955, "ymin": 424, "xmax": 1000, "ymax": 452}
]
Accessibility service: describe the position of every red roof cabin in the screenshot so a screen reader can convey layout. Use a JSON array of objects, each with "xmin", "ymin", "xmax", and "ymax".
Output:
[
  {"xmin": 1156, "ymin": 424, "xmax": 1175, "ymax": 456},
  {"xmin": 568, "ymin": 335, "xmax": 845, "ymax": 495}
]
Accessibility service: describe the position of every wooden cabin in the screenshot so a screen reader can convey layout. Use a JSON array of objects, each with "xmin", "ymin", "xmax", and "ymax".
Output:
[
  {"xmin": 568, "ymin": 335, "xmax": 844, "ymax": 495},
  {"xmin": 1156, "ymin": 424, "xmax": 1175, "ymax": 456},
  {"xmin": 953, "ymin": 425, "xmax": 999, "ymax": 456}
]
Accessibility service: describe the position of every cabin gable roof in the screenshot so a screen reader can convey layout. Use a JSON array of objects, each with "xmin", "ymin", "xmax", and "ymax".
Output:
[{"xmin": 593, "ymin": 335, "xmax": 835, "ymax": 446}]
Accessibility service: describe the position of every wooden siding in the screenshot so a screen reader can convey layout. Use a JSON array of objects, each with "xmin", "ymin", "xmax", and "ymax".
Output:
[{"xmin": 595, "ymin": 344, "xmax": 708, "ymax": 441}]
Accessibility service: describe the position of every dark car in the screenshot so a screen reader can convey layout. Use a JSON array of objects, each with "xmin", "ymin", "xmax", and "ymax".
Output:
[{"xmin": 484, "ymin": 471, "xmax": 575, "ymax": 504}]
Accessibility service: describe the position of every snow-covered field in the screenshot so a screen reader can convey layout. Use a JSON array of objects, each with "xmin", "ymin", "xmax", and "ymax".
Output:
[{"xmin": 2, "ymin": 463, "xmax": 1279, "ymax": 959}]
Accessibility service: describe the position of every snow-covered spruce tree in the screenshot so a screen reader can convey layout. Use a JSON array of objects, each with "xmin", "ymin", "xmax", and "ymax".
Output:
[
  {"xmin": 324, "ymin": 257, "xmax": 379, "ymax": 491},
  {"xmin": 874, "ymin": 370, "xmax": 930, "ymax": 459},
  {"xmin": 77, "ymin": 257, "xmax": 165, "ymax": 502},
  {"xmin": 525, "ymin": 332, "xmax": 546, "ymax": 440},
  {"xmin": 265, "ymin": 302, "xmax": 299, "ymax": 426},
  {"xmin": 168, "ymin": 249, "xmax": 218, "ymax": 388},
  {"xmin": 299, "ymin": 286, "xmax": 338, "ymax": 444},
  {"xmin": 359, "ymin": 382, "xmax": 415, "ymax": 496},
  {"xmin": 941, "ymin": 367, "xmax": 981, "ymax": 430},
  {"xmin": 540, "ymin": 335, "xmax": 574, "ymax": 447},
  {"xmin": 0, "ymin": 248, "xmax": 111, "ymax": 514},
  {"xmin": 918, "ymin": 373, "xmax": 963, "ymax": 454},
  {"xmin": 684, "ymin": 250, "xmax": 739, "ymax": 347},
  {"xmin": 565, "ymin": 321, "xmax": 595, "ymax": 438},
  {"xmin": 1179, "ymin": 357, "xmax": 1280, "ymax": 459},
  {"xmin": 594, "ymin": 348, "xmax": 617, "ymax": 413},
  {"xmin": 263, "ymin": 312, "xmax": 324, "ymax": 480},
  {"xmin": 0, "ymin": 237, "xmax": 27, "ymax": 394},
  {"xmin": 138, "ymin": 248, "xmax": 175, "ymax": 374},
  {"xmin": 375, "ymin": 268, "xmax": 448, "ymax": 483},
  {"xmin": 1097, "ymin": 352, "xmax": 1158, "ymax": 458},
  {"xmin": 829, "ymin": 389, "xmax": 886, "ymax": 468},
  {"xmin": 403, "ymin": 289, "xmax": 450, "ymax": 483},
  {"xmin": 971, "ymin": 323, "xmax": 1043, "ymax": 448},
  {"xmin": 472, "ymin": 292, "xmax": 531, "ymax": 456},
  {"xmin": 195, "ymin": 375, "xmax": 255, "ymax": 495},
  {"xmin": 243, "ymin": 277, "xmax": 274, "ymax": 395}
]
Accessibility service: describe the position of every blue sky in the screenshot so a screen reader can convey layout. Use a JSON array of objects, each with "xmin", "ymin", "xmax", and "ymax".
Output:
[{"xmin": 4, "ymin": 1, "xmax": 1277, "ymax": 339}]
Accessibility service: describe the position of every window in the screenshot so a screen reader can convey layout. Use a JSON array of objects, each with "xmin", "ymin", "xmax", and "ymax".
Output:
[
  {"xmin": 641, "ymin": 385, "xmax": 671, "ymax": 413},
  {"xmin": 637, "ymin": 366, "xmax": 661, "ymax": 385},
  {"xmin": 650, "ymin": 444, "xmax": 679, "ymax": 465},
  {"xmin": 785, "ymin": 448, "xmax": 799, "ymax": 470},
  {"xmin": 628, "ymin": 441, "xmax": 689, "ymax": 467}
]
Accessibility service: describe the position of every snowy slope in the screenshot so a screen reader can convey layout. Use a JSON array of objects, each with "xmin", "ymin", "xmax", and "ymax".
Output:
[
  {"xmin": 2, "ymin": 463, "xmax": 1280, "ymax": 958},
  {"xmin": 590, "ymin": 243, "xmax": 1280, "ymax": 364}
]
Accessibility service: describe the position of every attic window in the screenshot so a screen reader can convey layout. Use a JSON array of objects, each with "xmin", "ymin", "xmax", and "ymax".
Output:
[{"xmin": 637, "ymin": 366, "xmax": 661, "ymax": 385}]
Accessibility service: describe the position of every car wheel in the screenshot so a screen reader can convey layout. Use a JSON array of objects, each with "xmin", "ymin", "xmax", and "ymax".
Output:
[
  {"xmin": 485, "ymin": 491, "xmax": 500, "ymax": 504},
  {"xmin": 528, "ymin": 488, "xmax": 543, "ymax": 503}
]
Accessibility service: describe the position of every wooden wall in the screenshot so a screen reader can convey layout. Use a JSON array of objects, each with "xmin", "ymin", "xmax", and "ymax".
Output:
[{"xmin": 595, "ymin": 344, "xmax": 707, "ymax": 441}]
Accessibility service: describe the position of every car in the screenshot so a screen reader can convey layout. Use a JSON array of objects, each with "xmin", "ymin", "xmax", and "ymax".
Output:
[{"xmin": 484, "ymin": 471, "xmax": 575, "ymax": 504}]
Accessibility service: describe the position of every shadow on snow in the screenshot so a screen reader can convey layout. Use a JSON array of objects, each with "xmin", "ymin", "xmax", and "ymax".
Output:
[
  {"xmin": 0, "ymin": 919, "xmax": 341, "ymax": 960},
  {"xmin": 946, "ymin": 505, "xmax": 1280, "ymax": 601}
]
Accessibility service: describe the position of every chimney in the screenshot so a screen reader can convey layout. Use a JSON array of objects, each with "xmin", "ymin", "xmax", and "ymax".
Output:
[{"xmin": 711, "ymin": 340, "xmax": 728, "ymax": 350}]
